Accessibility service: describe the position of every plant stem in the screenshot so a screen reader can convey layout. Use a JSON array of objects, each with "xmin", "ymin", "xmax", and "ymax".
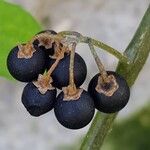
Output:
[
  {"xmin": 82, "ymin": 37, "xmax": 129, "ymax": 64},
  {"xmin": 58, "ymin": 31, "xmax": 128, "ymax": 63},
  {"xmin": 47, "ymin": 46, "xmax": 68, "ymax": 77},
  {"xmin": 80, "ymin": 5, "xmax": 150, "ymax": 150},
  {"xmin": 47, "ymin": 57, "xmax": 61, "ymax": 76},
  {"xmin": 88, "ymin": 41, "xmax": 108, "ymax": 81},
  {"xmin": 80, "ymin": 113, "xmax": 117, "ymax": 150},
  {"xmin": 69, "ymin": 43, "xmax": 76, "ymax": 87},
  {"xmin": 58, "ymin": 31, "xmax": 82, "ymax": 39}
]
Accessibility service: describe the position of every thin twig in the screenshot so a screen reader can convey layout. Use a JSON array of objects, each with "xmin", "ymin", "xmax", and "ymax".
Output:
[
  {"xmin": 59, "ymin": 31, "xmax": 129, "ymax": 63},
  {"xmin": 88, "ymin": 40, "xmax": 108, "ymax": 80},
  {"xmin": 58, "ymin": 31, "xmax": 82, "ymax": 39},
  {"xmin": 69, "ymin": 43, "xmax": 76, "ymax": 87},
  {"xmin": 47, "ymin": 57, "xmax": 61, "ymax": 76},
  {"xmin": 84, "ymin": 37, "xmax": 129, "ymax": 64}
]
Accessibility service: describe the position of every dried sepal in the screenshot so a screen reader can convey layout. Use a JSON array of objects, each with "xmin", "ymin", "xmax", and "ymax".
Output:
[
  {"xmin": 33, "ymin": 74, "xmax": 55, "ymax": 94},
  {"xmin": 62, "ymin": 85, "xmax": 83, "ymax": 101},
  {"xmin": 96, "ymin": 75, "xmax": 119, "ymax": 97},
  {"xmin": 18, "ymin": 43, "xmax": 36, "ymax": 59},
  {"xmin": 33, "ymin": 33, "xmax": 70, "ymax": 59}
]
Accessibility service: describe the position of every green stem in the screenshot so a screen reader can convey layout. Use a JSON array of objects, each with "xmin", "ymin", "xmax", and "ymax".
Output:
[
  {"xmin": 58, "ymin": 32, "xmax": 128, "ymax": 64},
  {"xmin": 82, "ymin": 37, "xmax": 129, "ymax": 64},
  {"xmin": 80, "ymin": 5, "xmax": 150, "ymax": 150},
  {"xmin": 80, "ymin": 113, "xmax": 117, "ymax": 150}
]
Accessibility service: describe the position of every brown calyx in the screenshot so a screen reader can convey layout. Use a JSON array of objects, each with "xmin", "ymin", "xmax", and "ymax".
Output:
[
  {"xmin": 33, "ymin": 74, "xmax": 55, "ymax": 94},
  {"xmin": 62, "ymin": 84, "xmax": 83, "ymax": 101},
  {"xmin": 53, "ymin": 42, "xmax": 70, "ymax": 59},
  {"xmin": 18, "ymin": 43, "xmax": 36, "ymax": 59},
  {"xmin": 34, "ymin": 33, "xmax": 70, "ymax": 59},
  {"xmin": 37, "ymin": 33, "xmax": 55, "ymax": 49},
  {"xmin": 96, "ymin": 74, "xmax": 119, "ymax": 97}
]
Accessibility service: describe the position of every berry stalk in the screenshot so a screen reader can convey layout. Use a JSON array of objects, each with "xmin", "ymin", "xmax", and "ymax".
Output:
[
  {"xmin": 62, "ymin": 42, "xmax": 83, "ymax": 100},
  {"xmin": 69, "ymin": 42, "xmax": 76, "ymax": 87},
  {"xmin": 88, "ymin": 40, "xmax": 108, "ymax": 82},
  {"xmin": 84, "ymin": 37, "xmax": 129, "ymax": 64},
  {"xmin": 58, "ymin": 31, "xmax": 129, "ymax": 64},
  {"xmin": 47, "ymin": 56, "xmax": 61, "ymax": 76}
]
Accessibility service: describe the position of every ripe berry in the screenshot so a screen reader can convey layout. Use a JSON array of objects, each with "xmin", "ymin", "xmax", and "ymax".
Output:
[
  {"xmin": 47, "ymin": 53, "xmax": 87, "ymax": 89},
  {"xmin": 54, "ymin": 90, "xmax": 95, "ymax": 129},
  {"xmin": 22, "ymin": 82, "xmax": 57, "ymax": 117},
  {"xmin": 7, "ymin": 46, "xmax": 46, "ymax": 82},
  {"xmin": 88, "ymin": 71, "xmax": 130, "ymax": 113},
  {"xmin": 33, "ymin": 30, "xmax": 57, "ymax": 56}
]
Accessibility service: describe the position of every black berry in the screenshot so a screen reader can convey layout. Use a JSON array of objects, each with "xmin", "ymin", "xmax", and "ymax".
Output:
[
  {"xmin": 54, "ymin": 90, "xmax": 95, "ymax": 129},
  {"xmin": 22, "ymin": 82, "xmax": 57, "ymax": 117},
  {"xmin": 7, "ymin": 46, "xmax": 46, "ymax": 82},
  {"xmin": 47, "ymin": 53, "xmax": 87, "ymax": 89},
  {"xmin": 88, "ymin": 71, "xmax": 130, "ymax": 113}
]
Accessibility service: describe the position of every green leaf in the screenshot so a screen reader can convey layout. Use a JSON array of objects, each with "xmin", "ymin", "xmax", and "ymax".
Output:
[{"xmin": 0, "ymin": 1, "xmax": 41, "ymax": 79}]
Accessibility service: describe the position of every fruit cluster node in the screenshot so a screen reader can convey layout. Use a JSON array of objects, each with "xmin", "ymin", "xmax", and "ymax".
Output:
[{"xmin": 7, "ymin": 29, "xmax": 130, "ymax": 130}]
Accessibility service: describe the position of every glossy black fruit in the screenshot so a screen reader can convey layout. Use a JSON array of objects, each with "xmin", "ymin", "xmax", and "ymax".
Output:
[
  {"xmin": 33, "ymin": 30, "xmax": 57, "ymax": 56},
  {"xmin": 54, "ymin": 90, "xmax": 95, "ymax": 129},
  {"xmin": 22, "ymin": 82, "xmax": 57, "ymax": 117},
  {"xmin": 7, "ymin": 46, "xmax": 46, "ymax": 82},
  {"xmin": 47, "ymin": 53, "xmax": 87, "ymax": 89},
  {"xmin": 88, "ymin": 71, "xmax": 130, "ymax": 113}
]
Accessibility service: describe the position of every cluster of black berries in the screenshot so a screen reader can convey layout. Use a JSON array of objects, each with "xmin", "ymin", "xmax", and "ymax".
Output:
[{"xmin": 7, "ymin": 30, "xmax": 130, "ymax": 130}]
